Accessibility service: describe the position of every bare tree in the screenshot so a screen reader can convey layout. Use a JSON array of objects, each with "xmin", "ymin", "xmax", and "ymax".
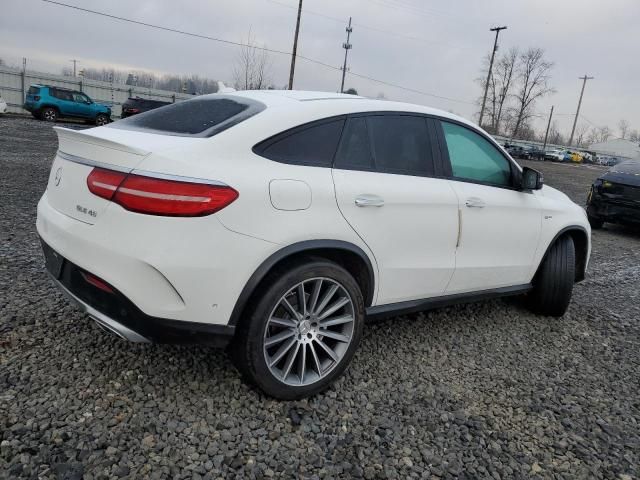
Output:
[
  {"xmin": 574, "ymin": 123, "xmax": 590, "ymax": 147},
  {"xmin": 511, "ymin": 48, "xmax": 555, "ymax": 137},
  {"xmin": 233, "ymin": 29, "xmax": 271, "ymax": 91},
  {"xmin": 548, "ymin": 121, "xmax": 564, "ymax": 145},
  {"xmin": 630, "ymin": 130, "xmax": 640, "ymax": 142},
  {"xmin": 476, "ymin": 48, "xmax": 518, "ymax": 135},
  {"xmin": 587, "ymin": 126, "xmax": 612, "ymax": 144},
  {"xmin": 618, "ymin": 119, "xmax": 630, "ymax": 139}
]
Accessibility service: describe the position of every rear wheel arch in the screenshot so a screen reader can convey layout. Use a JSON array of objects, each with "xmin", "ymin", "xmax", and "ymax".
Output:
[
  {"xmin": 229, "ymin": 240, "xmax": 376, "ymax": 328},
  {"xmin": 536, "ymin": 226, "xmax": 589, "ymax": 282}
]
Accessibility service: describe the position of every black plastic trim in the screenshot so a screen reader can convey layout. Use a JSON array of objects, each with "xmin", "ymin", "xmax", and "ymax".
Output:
[
  {"xmin": 366, "ymin": 284, "xmax": 532, "ymax": 321},
  {"xmin": 229, "ymin": 240, "xmax": 376, "ymax": 326},
  {"xmin": 42, "ymin": 240, "xmax": 235, "ymax": 346}
]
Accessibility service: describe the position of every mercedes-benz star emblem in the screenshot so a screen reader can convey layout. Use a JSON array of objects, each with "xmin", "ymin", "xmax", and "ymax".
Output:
[{"xmin": 54, "ymin": 167, "xmax": 63, "ymax": 186}]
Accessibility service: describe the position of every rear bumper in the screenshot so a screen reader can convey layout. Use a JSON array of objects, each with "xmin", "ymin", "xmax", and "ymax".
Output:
[{"xmin": 43, "ymin": 239, "xmax": 235, "ymax": 346}]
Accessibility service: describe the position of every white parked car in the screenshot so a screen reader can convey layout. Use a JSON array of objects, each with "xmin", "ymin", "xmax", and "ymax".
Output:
[
  {"xmin": 37, "ymin": 91, "xmax": 591, "ymax": 399},
  {"xmin": 0, "ymin": 95, "xmax": 7, "ymax": 114}
]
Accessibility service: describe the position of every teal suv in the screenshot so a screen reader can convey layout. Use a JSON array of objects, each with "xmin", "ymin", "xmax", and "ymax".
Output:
[{"xmin": 24, "ymin": 85, "xmax": 111, "ymax": 125}]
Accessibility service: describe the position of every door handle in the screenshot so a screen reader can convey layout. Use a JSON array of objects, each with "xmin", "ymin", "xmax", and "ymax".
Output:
[
  {"xmin": 355, "ymin": 194, "xmax": 385, "ymax": 207},
  {"xmin": 465, "ymin": 197, "xmax": 486, "ymax": 208}
]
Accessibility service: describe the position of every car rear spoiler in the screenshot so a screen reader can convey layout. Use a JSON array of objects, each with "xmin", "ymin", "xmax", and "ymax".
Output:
[{"xmin": 54, "ymin": 127, "xmax": 150, "ymax": 157}]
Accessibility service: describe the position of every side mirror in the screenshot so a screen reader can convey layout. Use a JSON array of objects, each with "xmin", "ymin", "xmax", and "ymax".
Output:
[{"xmin": 522, "ymin": 166, "xmax": 543, "ymax": 190}]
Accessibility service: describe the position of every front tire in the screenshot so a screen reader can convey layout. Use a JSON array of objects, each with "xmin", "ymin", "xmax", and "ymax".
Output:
[
  {"xmin": 527, "ymin": 235, "xmax": 575, "ymax": 317},
  {"xmin": 95, "ymin": 114, "xmax": 109, "ymax": 126},
  {"xmin": 232, "ymin": 259, "xmax": 365, "ymax": 400}
]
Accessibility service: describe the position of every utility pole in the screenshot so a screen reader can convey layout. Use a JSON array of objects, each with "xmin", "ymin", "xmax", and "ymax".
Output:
[
  {"xmin": 340, "ymin": 17, "xmax": 353, "ymax": 93},
  {"xmin": 478, "ymin": 26, "xmax": 507, "ymax": 128},
  {"xmin": 70, "ymin": 59, "xmax": 77, "ymax": 77},
  {"xmin": 542, "ymin": 105, "xmax": 554, "ymax": 151},
  {"xmin": 287, "ymin": 0, "xmax": 303, "ymax": 90},
  {"xmin": 568, "ymin": 74, "xmax": 594, "ymax": 146}
]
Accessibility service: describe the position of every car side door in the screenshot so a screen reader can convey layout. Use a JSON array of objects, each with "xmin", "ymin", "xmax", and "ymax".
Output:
[
  {"xmin": 436, "ymin": 120, "xmax": 542, "ymax": 294},
  {"xmin": 332, "ymin": 113, "xmax": 459, "ymax": 305},
  {"xmin": 71, "ymin": 92, "xmax": 93, "ymax": 118},
  {"xmin": 51, "ymin": 89, "xmax": 75, "ymax": 116}
]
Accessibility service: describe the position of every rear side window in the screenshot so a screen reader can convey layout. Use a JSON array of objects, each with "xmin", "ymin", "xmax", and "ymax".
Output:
[
  {"xmin": 108, "ymin": 96, "xmax": 265, "ymax": 137},
  {"xmin": 255, "ymin": 118, "xmax": 345, "ymax": 167},
  {"xmin": 441, "ymin": 121, "xmax": 512, "ymax": 186},
  {"xmin": 334, "ymin": 114, "xmax": 434, "ymax": 176},
  {"xmin": 368, "ymin": 115, "xmax": 432, "ymax": 175},
  {"xmin": 334, "ymin": 117, "xmax": 373, "ymax": 170},
  {"xmin": 52, "ymin": 89, "xmax": 74, "ymax": 101},
  {"xmin": 28, "ymin": 86, "xmax": 40, "ymax": 95}
]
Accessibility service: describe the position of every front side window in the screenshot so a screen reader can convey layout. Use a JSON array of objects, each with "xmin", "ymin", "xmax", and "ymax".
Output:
[
  {"xmin": 257, "ymin": 118, "xmax": 345, "ymax": 167},
  {"xmin": 28, "ymin": 86, "xmax": 40, "ymax": 95},
  {"xmin": 73, "ymin": 93, "xmax": 90, "ymax": 103},
  {"xmin": 334, "ymin": 115, "xmax": 434, "ymax": 176},
  {"xmin": 441, "ymin": 121, "xmax": 512, "ymax": 187}
]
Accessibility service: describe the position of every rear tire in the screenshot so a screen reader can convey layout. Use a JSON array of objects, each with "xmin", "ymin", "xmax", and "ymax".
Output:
[
  {"xmin": 231, "ymin": 259, "xmax": 365, "ymax": 400},
  {"xmin": 527, "ymin": 235, "xmax": 575, "ymax": 317},
  {"xmin": 41, "ymin": 107, "xmax": 58, "ymax": 122}
]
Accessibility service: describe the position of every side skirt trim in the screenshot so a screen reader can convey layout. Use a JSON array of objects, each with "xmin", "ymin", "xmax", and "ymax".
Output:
[{"xmin": 365, "ymin": 284, "xmax": 532, "ymax": 321}]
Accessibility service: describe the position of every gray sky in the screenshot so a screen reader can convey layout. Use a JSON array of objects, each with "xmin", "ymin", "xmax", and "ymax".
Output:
[{"xmin": 2, "ymin": 0, "xmax": 639, "ymax": 137}]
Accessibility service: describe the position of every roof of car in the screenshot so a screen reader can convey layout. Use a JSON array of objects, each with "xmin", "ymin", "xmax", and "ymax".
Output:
[{"xmin": 227, "ymin": 89, "xmax": 474, "ymax": 129}]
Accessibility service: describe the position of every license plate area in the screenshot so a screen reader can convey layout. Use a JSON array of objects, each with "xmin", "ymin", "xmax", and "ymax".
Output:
[{"xmin": 41, "ymin": 240, "xmax": 64, "ymax": 279}]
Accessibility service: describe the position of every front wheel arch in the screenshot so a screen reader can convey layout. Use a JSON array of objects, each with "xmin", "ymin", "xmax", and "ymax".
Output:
[{"xmin": 535, "ymin": 226, "xmax": 589, "ymax": 282}]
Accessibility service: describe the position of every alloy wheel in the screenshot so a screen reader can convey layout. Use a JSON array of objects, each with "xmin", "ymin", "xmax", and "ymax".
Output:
[{"xmin": 263, "ymin": 277, "xmax": 355, "ymax": 387}]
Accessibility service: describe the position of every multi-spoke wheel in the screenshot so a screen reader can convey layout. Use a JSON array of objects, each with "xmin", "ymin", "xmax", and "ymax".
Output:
[
  {"xmin": 232, "ymin": 260, "xmax": 365, "ymax": 399},
  {"xmin": 41, "ymin": 107, "xmax": 58, "ymax": 122}
]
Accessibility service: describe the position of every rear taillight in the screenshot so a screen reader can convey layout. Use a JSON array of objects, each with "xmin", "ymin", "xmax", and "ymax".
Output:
[
  {"xmin": 87, "ymin": 168, "xmax": 238, "ymax": 217},
  {"xmin": 125, "ymin": 108, "xmax": 139, "ymax": 113}
]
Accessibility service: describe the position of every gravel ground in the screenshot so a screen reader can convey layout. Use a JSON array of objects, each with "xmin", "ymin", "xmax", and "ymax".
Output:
[{"xmin": 1, "ymin": 115, "xmax": 639, "ymax": 480}]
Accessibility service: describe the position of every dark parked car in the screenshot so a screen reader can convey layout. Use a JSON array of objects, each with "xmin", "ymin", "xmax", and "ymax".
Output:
[
  {"xmin": 524, "ymin": 145, "xmax": 545, "ymax": 161},
  {"xmin": 120, "ymin": 97, "xmax": 171, "ymax": 118},
  {"xmin": 586, "ymin": 160, "xmax": 640, "ymax": 228},
  {"xmin": 504, "ymin": 144, "xmax": 527, "ymax": 159}
]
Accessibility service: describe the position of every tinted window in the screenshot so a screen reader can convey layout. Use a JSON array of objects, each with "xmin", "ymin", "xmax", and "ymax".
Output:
[
  {"xmin": 28, "ymin": 86, "xmax": 40, "ymax": 95},
  {"xmin": 52, "ymin": 89, "xmax": 73, "ymax": 101},
  {"xmin": 334, "ymin": 117, "xmax": 373, "ymax": 170},
  {"xmin": 335, "ymin": 115, "xmax": 433, "ymax": 176},
  {"xmin": 108, "ymin": 96, "xmax": 265, "ymax": 137},
  {"xmin": 368, "ymin": 115, "xmax": 432, "ymax": 175},
  {"xmin": 441, "ymin": 121, "xmax": 512, "ymax": 186},
  {"xmin": 258, "ymin": 119, "xmax": 345, "ymax": 167}
]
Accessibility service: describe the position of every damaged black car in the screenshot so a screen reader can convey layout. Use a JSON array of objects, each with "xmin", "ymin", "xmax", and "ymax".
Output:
[{"xmin": 586, "ymin": 160, "xmax": 640, "ymax": 228}]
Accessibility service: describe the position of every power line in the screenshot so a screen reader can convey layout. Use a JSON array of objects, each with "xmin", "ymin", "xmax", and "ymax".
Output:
[
  {"xmin": 265, "ymin": 0, "xmax": 468, "ymax": 49},
  {"xmin": 40, "ymin": 0, "xmax": 476, "ymax": 105}
]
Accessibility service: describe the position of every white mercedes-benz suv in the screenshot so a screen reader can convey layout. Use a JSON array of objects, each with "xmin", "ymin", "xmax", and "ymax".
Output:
[{"xmin": 37, "ymin": 90, "xmax": 590, "ymax": 399}]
